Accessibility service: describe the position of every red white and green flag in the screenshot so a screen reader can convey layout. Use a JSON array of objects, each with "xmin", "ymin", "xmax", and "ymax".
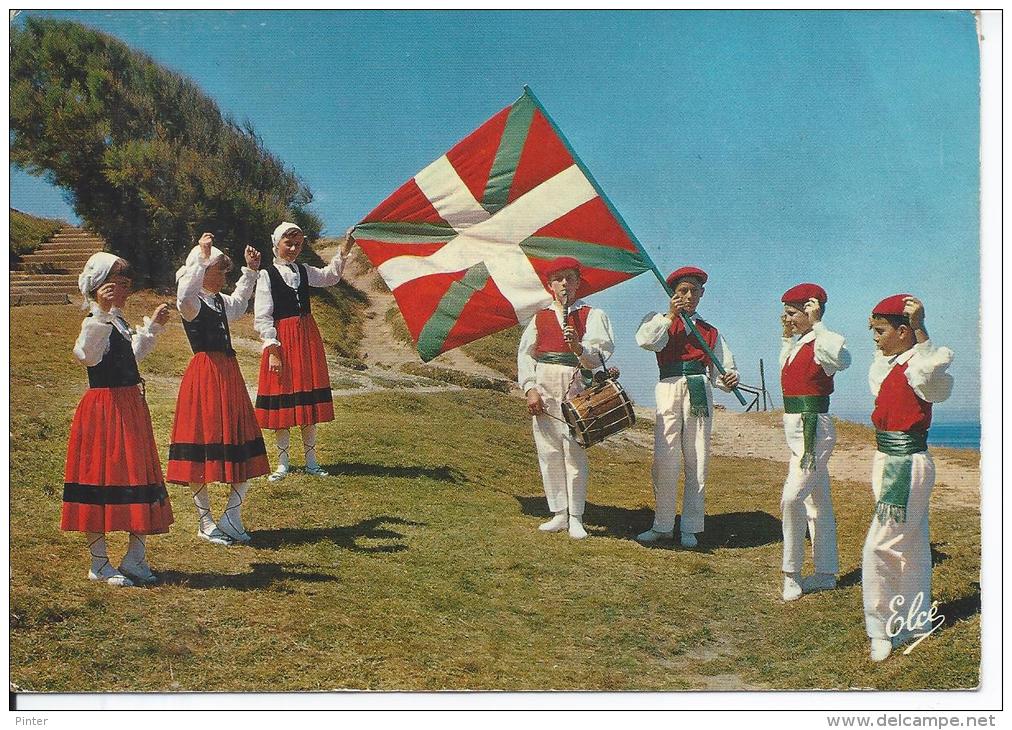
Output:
[{"xmin": 353, "ymin": 87, "xmax": 652, "ymax": 362}]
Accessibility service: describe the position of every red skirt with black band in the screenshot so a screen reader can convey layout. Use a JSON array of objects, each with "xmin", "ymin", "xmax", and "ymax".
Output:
[
  {"xmin": 255, "ymin": 315, "xmax": 334, "ymax": 429},
  {"xmin": 167, "ymin": 351, "xmax": 269, "ymax": 485},
  {"xmin": 62, "ymin": 385, "xmax": 174, "ymax": 534}
]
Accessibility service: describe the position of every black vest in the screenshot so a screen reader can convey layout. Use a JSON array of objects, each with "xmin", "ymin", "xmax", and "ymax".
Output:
[
  {"xmin": 266, "ymin": 263, "xmax": 312, "ymax": 320},
  {"xmin": 86, "ymin": 316, "xmax": 141, "ymax": 388},
  {"xmin": 182, "ymin": 295, "xmax": 235, "ymax": 355}
]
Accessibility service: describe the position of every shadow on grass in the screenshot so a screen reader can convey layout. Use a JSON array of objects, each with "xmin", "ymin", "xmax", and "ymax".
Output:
[
  {"xmin": 321, "ymin": 462, "xmax": 466, "ymax": 483},
  {"xmin": 251, "ymin": 515, "xmax": 426, "ymax": 553},
  {"xmin": 838, "ymin": 542, "xmax": 952, "ymax": 588},
  {"xmin": 158, "ymin": 562, "xmax": 339, "ymax": 591},
  {"xmin": 937, "ymin": 582, "xmax": 981, "ymax": 625},
  {"xmin": 514, "ymin": 495, "xmax": 781, "ymax": 549}
]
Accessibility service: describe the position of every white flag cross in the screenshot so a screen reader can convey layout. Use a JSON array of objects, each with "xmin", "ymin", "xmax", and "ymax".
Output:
[{"xmin": 376, "ymin": 155, "xmax": 597, "ymax": 323}]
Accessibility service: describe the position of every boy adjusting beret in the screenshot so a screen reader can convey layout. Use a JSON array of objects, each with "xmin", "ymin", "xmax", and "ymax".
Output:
[
  {"xmin": 666, "ymin": 266, "xmax": 708, "ymax": 287},
  {"xmin": 872, "ymin": 293, "xmax": 914, "ymax": 316},
  {"xmin": 782, "ymin": 283, "xmax": 827, "ymax": 303}
]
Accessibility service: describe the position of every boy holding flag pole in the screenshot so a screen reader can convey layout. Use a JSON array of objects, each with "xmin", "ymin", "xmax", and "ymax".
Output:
[{"xmin": 635, "ymin": 266, "xmax": 742, "ymax": 548}]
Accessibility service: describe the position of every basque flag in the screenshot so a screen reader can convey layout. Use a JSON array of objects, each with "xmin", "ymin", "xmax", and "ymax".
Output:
[{"xmin": 354, "ymin": 87, "xmax": 651, "ymax": 362}]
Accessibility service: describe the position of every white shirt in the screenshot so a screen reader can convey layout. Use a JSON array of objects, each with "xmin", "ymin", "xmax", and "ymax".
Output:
[
  {"xmin": 176, "ymin": 252, "xmax": 258, "ymax": 323},
  {"xmin": 517, "ymin": 299, "xmax": 615, "ymax": 394},
  {"xmin": 73, "ymin": 303, "xmax": 163, "ymax": 366},
  {"xmin": 868, "ymin": 340, "xmax": 954, "ymax": 403},
  {"xmin": 253, "ymin": 253, "xmax": 349, "ymax": 349},
  {"xmin": 635, "ymin": 311, "xmax": 737, "ymax": 390},
  {"xmin": 779, "ymin": 321, "xmax": 852, "ymax": 376}
]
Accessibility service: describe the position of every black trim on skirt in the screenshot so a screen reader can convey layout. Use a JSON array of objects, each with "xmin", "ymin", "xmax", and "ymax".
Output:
[
  {"xmin": 255, "ymin": 387, "xmax": 333, "ymax": 411},
  {"xmin": 168, "ymin": 438, "xmax": 268, "ymax": 464},
  {"xmin": 63, "ymin": 482, "xmax": 169, "ymax": 505}
]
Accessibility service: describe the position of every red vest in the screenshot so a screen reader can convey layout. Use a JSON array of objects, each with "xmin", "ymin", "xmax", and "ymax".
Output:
[
  {"xmin": 534, "ymin": 306, "xmax": 590, "ymax": 357},
  {"xmin": 655, "ymin": 315, "xmax": 719, "ymax": 369},
  {"xmin": 872, "ymin": 363, "xmax": 932, "ymax": 432},
  {"xmin": 781, "ymin": 341, "xmax": 835, "ymax": 397}
]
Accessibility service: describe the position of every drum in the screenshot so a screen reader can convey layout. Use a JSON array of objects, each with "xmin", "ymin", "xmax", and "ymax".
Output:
[{"xmin": 561, "ymin": 379, "xmax": 636, "ymax": 448}]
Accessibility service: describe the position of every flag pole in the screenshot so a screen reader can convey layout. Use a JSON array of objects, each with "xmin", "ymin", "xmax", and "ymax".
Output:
[{"xmin": 523, "ymin": 86, "xmax": 747, "ymax": 406}]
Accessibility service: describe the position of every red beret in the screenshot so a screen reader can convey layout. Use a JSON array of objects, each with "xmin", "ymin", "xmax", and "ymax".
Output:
[
  {"xmin": 666, "ymin": 266, "xmax": 707, "ymax": 288},
  {"xmin": 543, "ymin": 256, "xmax": 582, "ymax": 279},
  {"xmin": 872, "ymin": 294, "xmax": 914, "ymax": 317},
  {"xmin": 781, "ymin": 283, "xmax": 827, "ymax": 304}
]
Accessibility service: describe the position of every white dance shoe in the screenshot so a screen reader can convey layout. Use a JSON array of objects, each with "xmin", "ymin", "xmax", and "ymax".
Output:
[{"xmin": 539, "ymin": 513, "xmax": 568, "ymax": 532}]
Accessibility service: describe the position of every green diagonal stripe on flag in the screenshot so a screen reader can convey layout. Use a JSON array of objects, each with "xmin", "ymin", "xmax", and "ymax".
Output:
[
  {"xmin": 354, "ymin": 221, "xmax": 458, "ymax": 244},
  {"xmin": 519, "ymin": 237, "xmax": 650, "ymax": 276},
  {"xmin": 416, "ymin": 262, "xmax": 491, "ymax": 362},
  {"xmin": 481, "ymin": 93, "xmax": 535, "ymax": 214}
]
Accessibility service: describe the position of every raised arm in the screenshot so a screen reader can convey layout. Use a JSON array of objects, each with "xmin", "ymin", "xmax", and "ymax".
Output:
[
  {"xmin": 812, "ymin": 321, "xmax": 852, "ymax": 375},
  {"xmin": 220, "ymin": 246, "xmax": 261, "ymax": 321},
  {"xmin": 905, "ymin": 341, "xmax": 955, "ymax": 403},
  {"xmin": 132, "ymin": 305, "xmax": 170, "ymax": 362},
  {"xmin": 304, "ymin": 229, "xmax": 355, "ymax": 288},
  {"xmin": 635, "ymin": 312, "xmax": 671, "ymax": 352}
]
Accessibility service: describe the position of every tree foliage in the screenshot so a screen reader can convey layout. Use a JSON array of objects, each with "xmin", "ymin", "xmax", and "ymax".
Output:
[{"xmin": 10, "ymin": 17, "xmax": 322, "ymax": 283}]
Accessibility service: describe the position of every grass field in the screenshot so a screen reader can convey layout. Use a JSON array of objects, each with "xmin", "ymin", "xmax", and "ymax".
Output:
[{"xmin": 9, "ymin": 292, "xmax": 981, "ymax": 692}]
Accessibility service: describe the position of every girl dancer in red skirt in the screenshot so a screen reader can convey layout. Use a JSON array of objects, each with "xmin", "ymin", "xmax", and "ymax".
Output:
[
  {"xmin": 63, "ymin": 253, "xmax": 173, "ymax": 586},
  {"xmin": 167, "ymin": 233, "xmax": 269, "ymax": 544},
  {"xmin": 253, "ymin": 223, "xmax": 353, "ymax": 481}
]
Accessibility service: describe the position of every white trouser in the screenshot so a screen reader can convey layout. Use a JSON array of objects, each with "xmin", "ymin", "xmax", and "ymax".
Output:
[
  {"xmin": 781, "ymin": 413, "xmax": 839, "ymax": 574},
  {"xmin": 650, "ymin": 376, "xmax": 712, "ymax": 534},
  {"xmin": 862, "ymin": 451, "xmax": 935, "ymax": 640},
  {"xmin": 532, "ymin": 362, "xmax": 588, "ymax": 516}
]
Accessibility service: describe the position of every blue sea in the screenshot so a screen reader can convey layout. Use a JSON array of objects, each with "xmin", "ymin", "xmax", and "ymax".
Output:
[{"xmin": 928, "ymin": 421, "xmax": 981, "ymax": 450}]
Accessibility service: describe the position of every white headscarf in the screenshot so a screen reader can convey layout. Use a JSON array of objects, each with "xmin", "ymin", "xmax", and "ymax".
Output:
[
  {"xmin": 175, "ymin": 244, "xmax": 227, "ymax": 283},
  {"xmin": 78, "ymin": 252, "xmax": 125, "ymax": 309},
  {"xmin": 271, "ymin": 222, "xmax": 302, "ymax": 255}
]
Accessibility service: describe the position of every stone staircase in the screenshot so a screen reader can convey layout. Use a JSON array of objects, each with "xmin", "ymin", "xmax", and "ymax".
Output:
[{"xmin": 10, "ymin": 226, "xmax": 106, "ymax": 306}]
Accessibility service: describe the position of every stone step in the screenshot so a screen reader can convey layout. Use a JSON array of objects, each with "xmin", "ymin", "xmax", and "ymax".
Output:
[
  {"xmin": 18, "ymin": 254, "xmax": 94, "ymax": 264},
  {"xmin": 9, "ymin": 269, "xmax": 76, "ymax": 277},
  {"xmin": 37, "ymin": 240, "xmax": 103, "ymax": 249},
  {"xmin": 47, "ymin": 237, "xmax": 104, "ymax": 246},
  {"xmin": 9, "ymin": 281, "xmax": 80, "ymax": 291},
  {"xmin": 9, "ymin": 292, "xmax": 73, "ymax": 306}
]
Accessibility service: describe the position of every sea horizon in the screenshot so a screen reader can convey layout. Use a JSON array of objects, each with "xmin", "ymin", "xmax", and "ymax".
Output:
[{"xmin": 833, "ymin": 413, "xmax": 981, "ymax": 450}]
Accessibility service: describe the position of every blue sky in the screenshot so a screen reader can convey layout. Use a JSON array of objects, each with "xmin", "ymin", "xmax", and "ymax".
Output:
[{"xmin": 10, "ymin": 10, "xmax": 981, "ymax": 421}]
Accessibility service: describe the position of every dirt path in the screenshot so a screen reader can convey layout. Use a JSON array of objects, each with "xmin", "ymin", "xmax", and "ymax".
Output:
[{"xmin": 334, "ymin": 245, "xmax": 507, "ymax": 381}]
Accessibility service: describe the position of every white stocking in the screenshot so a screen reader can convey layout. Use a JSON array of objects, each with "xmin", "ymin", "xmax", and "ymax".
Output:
[
  {"xmin": 124, "ymin": 533, "xmax": 147, "ymax": 566},
  {"xmin": 301, "ymin": 424, "xmax": 318, "ymax": 469},
  {"xmin": 87, "ymin": 532, "xmax": 111, "ymax": 574},
  {"xmin": 190, "ymin": 483, "xmax": 217, "ymax": 534},
  {"xmin": 221, "ymin": 481, "xmax": 250, "ymax": 536},
  {"xmin": 275, "ymin": 428, "xmax": 291, "ymax": 470}
]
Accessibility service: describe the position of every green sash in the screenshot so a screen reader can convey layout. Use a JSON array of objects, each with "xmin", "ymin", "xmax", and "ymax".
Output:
[
  {"xmin": 874, "ymin": 431, "xmax": 929, "ymax": 525},
  {"xmin": 537, "ymin": 352, "xmax": 594, "ymax": 387},
  {"xmin": 659, "ymin": 361, "xmax": 709, "ymax": 417},
  {"xmin": 783, "ymin": 395, "xmax": 831, "ymax": 472},
  {"xmin": 536, "ymin": 352, "xmax": 580, "ymax": 367}
]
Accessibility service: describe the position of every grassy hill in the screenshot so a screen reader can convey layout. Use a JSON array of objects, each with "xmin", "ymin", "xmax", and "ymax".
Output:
[
  {"xmin": 10, "ymin": 208, "xmax": 65, "ymax": 259},
  {"xmin": 9, "ymin": 290, "xmax": 980, "ymax": 692}
]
